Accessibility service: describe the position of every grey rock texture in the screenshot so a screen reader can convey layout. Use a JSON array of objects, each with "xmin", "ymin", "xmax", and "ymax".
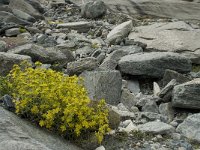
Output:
[
  {"xmin": 81, "ymin": 0, "xmax": 107, "ymax": 19},
  {"xmin": 172, "ymin": 78, "xmax": 200, "ymax": 109},
  {"xmin": 107, "ymin": 20, "xmax": 133, "ymax": 45},
  {"xmin": 8, "ymin": 44, "xmax": 70, "ymax": 65},
  {"xmin": 81, "ymin": 70, "xmax": 122, "ymax": 105},
  {"xmin": 0, "ymin": 52, "xmax": 32, "ymax": 76},
  {"xmin": 0, "ymin": 106, "xmax": 82, "ymax": 150},
  {"xmin": 118, "ymin": 52, "xmax": 192, "ymax": 78},
  {"xmin": 128, "ymin": 21, "xmax": 200, "ymax": 64},
  {"xmin": 138, "ymin": 121, "xmax": 174, "ymax": 134},
  {"xmin": 177, "ymin": 113, "xmax": 200, "ymax": 143},
  {"xmin": 66, "ymin": 57, "xmax": 98, "ymax": 75}
]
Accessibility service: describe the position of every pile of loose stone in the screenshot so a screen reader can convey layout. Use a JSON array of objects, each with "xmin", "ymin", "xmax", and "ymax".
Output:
[{"xmin": 0, "ymin": 0, "xmax": 200, "ymax": 150}]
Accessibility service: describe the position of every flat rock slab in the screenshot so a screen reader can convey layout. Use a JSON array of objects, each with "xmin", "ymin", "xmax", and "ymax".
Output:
[
  {"xmin": 57, "ymin": 22, "xmax": 92, "ymax": 33},
  {"xmin": 172, "ymin": 78, "xmax": 200, "ymax": 109},
  {"xmin": 73, "ymin": 0, "xmax": 200, "ymax": 21},
  {"xmin": 128, "ymin": 21, "xmax": 200, "ymax": 64},
  {"xmin": 138, "ymin": 121, "xmax": 174, "ymax": 134},
  {"xmin": 177, "ymin": 113, "xmax": 200, "ymax": 143},
  {"xmin": 118, "ymin": 52, "xmax": 192, "ymax": 78},
  {"xmin": 81, "ymin": 70, "xmax": 122, "ymax": 105},
  {"xmin": 0, "ymin": 107, "xmax": 82, "ymax": 150}
]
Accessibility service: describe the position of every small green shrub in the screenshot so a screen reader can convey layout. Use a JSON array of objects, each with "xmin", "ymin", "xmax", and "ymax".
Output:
[{"xmin": 0, "ymin": 61, "xmax": 110, "ymax": 143}]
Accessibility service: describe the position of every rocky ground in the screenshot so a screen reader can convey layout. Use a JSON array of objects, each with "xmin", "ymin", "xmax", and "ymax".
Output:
[{"xmin": 0, "ymin": 0, "xmax": 200, "ymax": 150}]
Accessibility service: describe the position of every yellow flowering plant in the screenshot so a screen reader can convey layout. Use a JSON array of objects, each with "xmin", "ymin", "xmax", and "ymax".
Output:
[{"xmin": 1, "ymin": 61, "xmax": 110, "ymax": 143}]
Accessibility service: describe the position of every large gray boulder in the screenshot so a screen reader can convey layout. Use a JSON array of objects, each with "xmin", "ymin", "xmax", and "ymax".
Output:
[
  {"xmin": 81, "ymin": 70, "xmax": 122, "ymax": 105},
  {"xmin": 128, "ymin": 21, "xmax": 200, "ymax": 64},
  {"xmin": 0, "ymin": 52, "xmax": 32, "ymax": 76},
  {"xmin": 0, "ymin": 11, "xmax": 30, "ymax": 25},
  {"xmin": 0, "ymin": 106, "xmax": 82, "ymax": 150},
  {"xmin": 138, "ymin": 121, "xmax": 174, "ymax": 134},
  {"xmin": 9, "ymin": 0, "xmax": 44, "ymax": 20},
  {"xmin": 81, "ymin": 0, "xmax": 107, "ymax": 19},
  {"xmin": 172, "ymin": 78, "xmax": 200, "ymax": 109},
  {"xmin": 8, "ymin": 44, "xmax": 72, "ymax": 65},
  {"xmin": 177, "ymin": 113, "xmax": 200, "ymax": 143},
  {"xmin": 118, "ymin": 52, "xmax": 192, "ymax": 78},
  {"xmin": 107, "ymin": 20, "xmax": 133, "ymax": 45},
  {"xmin": 79, "ymin": 0, "xmax": 200, "ymax": 21}
]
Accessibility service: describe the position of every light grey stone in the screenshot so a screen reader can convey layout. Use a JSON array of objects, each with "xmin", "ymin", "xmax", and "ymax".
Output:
[
  {"xmin": 0, "ymin": 40, "xmax": 7, "ymax": 52},
  {"xmin": 128, "ymin": 21, "xmax": 200, "ymax": 64},
  {"xmin": 118, "ymin": 52, "xmax": 192, "ymax": 78},
  {"xmin": 159, "ymin": 102, "xmax": 175, "ymax": 122},
  {"xmin": 0, "ymin": 106, "xmax": 82, "ymax": 150},
  {"xmin": 127, "ymin": 80, "xmax": 140, "ymax": 94},
  {"xmin": 107, "ymin": 20, "xmax": 133, "ymax": 45},
  {"xmin": 121, "ymin": 88, "xmax": 137, "ymax": 110},
  {"xmin": 81, "ymin": 0, "xmax": 107, "ymax": 19},
  {"xmin": 12, "ymin": 9, "xmax": 36, "ymax": 22},
  {"xmin": 67, "ymin": 57, "xmax": 98, "ymax": 75},
  {"xmin": 153, "ymin": 82, "xmax": 160, "ymax": 97},
  {"xmin": 172, "ymin": 78, "xmax": 200, "ymax": 109},
  {"xmin": 138, "ymin": 121, "xmax": 174, "ymax": 134},
  {"xmin": 57, "ymin": 22, "xmax": 92, "ymax": 33},
  {"xmin": 142, "ymin": 100, "xmax": 159, "ymax": 113},
  {"xmin": 81, "ymin": 70, "xmax": 122, "ymax": 105},
  {"xmin": 0, "ymin": 52, "xmax": 32, "ymax": 76},
  {"xmin": 177, "ymin": 113, "xmax": 200, "ymax": 142},
  {"xmin": 5, "ymin": 28, "xmax": 20, "ymax": 37}
]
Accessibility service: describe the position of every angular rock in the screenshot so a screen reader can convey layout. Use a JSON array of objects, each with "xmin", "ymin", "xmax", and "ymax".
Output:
[
  {"xmin": 81, "ymin": 0, "xmax": 107, "ymax": 19},
  {"xmin": 8, "ymin": 44, "xmax": 70, "ymax": 65},
  {"xmin": 2, "ymin": 94, "xmax": 15, "ymax": 111},
  {"xmin": 158, "ymin": 79, "xmax": 177, "ymax": 102},
  {"xmin": 159, "ymin": 102, "xmax": 175, "ymax": 122},
  {"xmin": 121, "ymin": 88, "xmax": 137, "ymax": 110},
  {"xmin": 118, "ymin": 52, "xmax": 192, "ymax": 78},
  {"xmin": 127, "ymin": 80, "xmax": 140, "ymax": 94},
  {"xmin": 172, "ymin": 78, "xmax": 200, "ymax": 109},
  {"xmin": 0, "ymin": 52, "xmax": 32, "ymax": 76},
  {"xmin": 12, "ymin": 9, "xmax": 36, "ymax": 22},
  {"xmin": 95, "ymin": 146, "xmax": 105, "ymax": 150},
  {"xmin": 153, "ymin": 82, "xmax": 160, "ymax": 97},
  {"xmin": 66, "ymin": 57, "xmax": 98, "ymax": 75},
  {"xmin": 162, "ymin": 69, "xmax": 191, "ymax": 87},
  {"xmin": 107, "ymin": 20, "xmax": 133, "ymax": 45},
  {"xmin": 177, "ymin": 113, "xmax": 200, "ymax": 143},
  {"xmin": 128, "ymin": 21, "xmax": 200, "ymax": 64},
  {"xmin": 142, "ymin": 99, "xmax": 159, "ymax": 113},
  {"xmin": 0, "ymin": 106, "xmax": 82, "ymax": 150},
  {"xmin": 0, "ymin": 11, "xmax": 30, "ymax": 25},
  {"xmin": 81, "ymin": 70, "xmax": 122, "ymax": 105},
  {"xmin": 138, "ymin": 121, "xmax": 174, "ymax": 134},
  {"xmin": 5, "ymin": 28, "xmax": 20, "ymax": 37},
  {"xmin": 140, "ymin": 112, "xmax": 168, "ymax": 123},
  {"xmin": 9, "ymin": 0, "xmax": 44, "ymax": 20},
  {"xmin": 57, "ymin": 22, "xmax": 92, "ymax": 33}
]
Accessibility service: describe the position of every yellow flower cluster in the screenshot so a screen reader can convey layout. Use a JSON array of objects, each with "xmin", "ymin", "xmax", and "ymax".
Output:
[{"xmin": 2, "ymin": 61, "xmax": 110, "ymax": 143}]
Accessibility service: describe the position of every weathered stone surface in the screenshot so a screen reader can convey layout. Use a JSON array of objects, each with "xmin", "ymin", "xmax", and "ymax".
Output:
[
  {"xmin": 172, "ymin": 78, "xmax": 200, "ymax": 109},
  {"xmin": 162, "ymin": 69, "xmax": 190, "ymax": 87},
  {"xmin": 0, "ymin": 52, "xmax": 32, "ymax": 76},
  {"xmin": 5, "ymin": 28, "xmax": 20, "ymax": 36},
  {"xmin": 0, "ymin": 106, "xmax": 82, "ymax": 150},
  {"xmin": 9, "ymin": 0, "xmax": 44, "ymax": 20},
  {"xmin": 129, "ymin": 21, "xmax": 200, "ymax": 64},
  {"xmin": 57, "ymin": 22, "xmax": 92, "ymax": 33},
  {"xmin": 118, "ymin": 52, "xmax": 192, "ymax": 78},
  {"xmin": 158, "ymin": 79, "xmax": 177, "ymax": 102},
  {"xmin": 0, "ymin": 40, "xmax": 7, "ymax": 52},
  {"xmin": 107, "ymin": 20, "xmax": 133, "ymax": 45},
  {"xmin": 81, "ymin": 70, "xmax": 122, "ymax": 105},
  {"xmin": 159, "ymin": 102, "xmax": 175, "ymax": 122},
  {"xmin": 121, "ymin": 88, "xmax": 137, "ymax": 110},
  {"xmin": 81, "ymin": 0, "xmax": 107, "ymax": 19},
  {"xmin": 66, "ymin": 57, "xmax": 98, "ymax": 75},
  {"xmin": 74, "ymin": 0, "xmax": 200, "ymax": 21},
  {"xmin": 8, "ymin": 44, "xmax": 70, "ymax": 65},
  {"xmin": 0, "ymin": 11, "xmax": 30, "ymax": 25},
  {"xmin": 142, "ymin": 100, "xmax": 159, "ymax": 113},
  {"xmin": 177, "ymin": 113, "xmax": 200, "ymax": 143},
  {"xmin": 138, "ymin": 121, "xmax": 174, "ymax": 134},
  {"xmin": 12, "ymin": 9, "xmax": 36, "ymax": 22}
]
